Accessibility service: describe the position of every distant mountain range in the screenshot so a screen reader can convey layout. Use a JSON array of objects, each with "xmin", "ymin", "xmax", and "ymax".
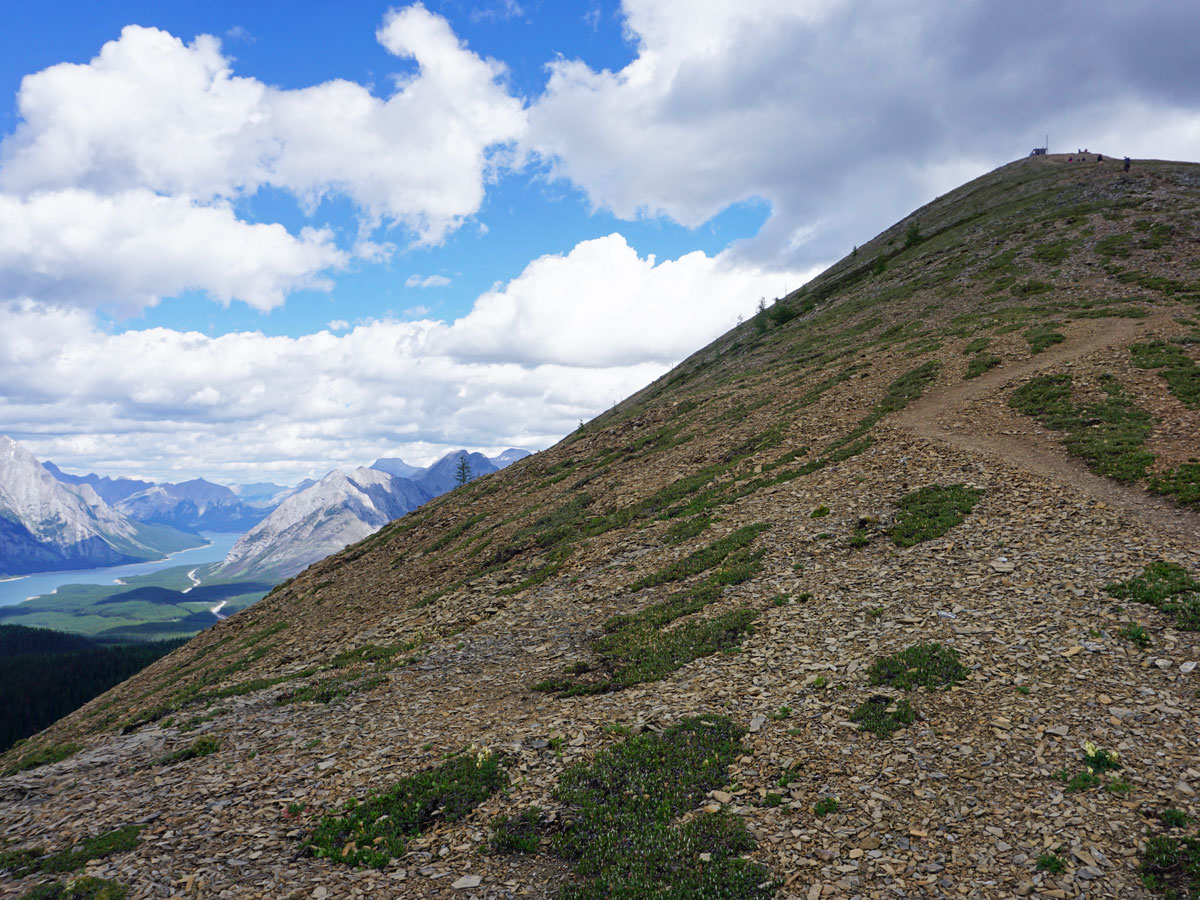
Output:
[
  {"xmin": 0, "ymin": 436, "xmax": 202, "ymax": 576},
  {"xmin": 112, "ymin": 480, "xmax": 270, "ymax": 532},
  {"xmin": 1, "ymin": 435, "xmax": 530, "ymax": 584},
  {"xmin": 217, "ymin": 449, "xmax": 529, "ymax": 580},
  {"xmin": 40, "ymin": 463, "xmax": 154, "ymax": 506},
  {"xmin": 216, "ymin": 467, "xmax": 432, "ymax": 578},
  {"xmin": 230, "ymin": 481, "xmax": 312, "ymax": 509}
]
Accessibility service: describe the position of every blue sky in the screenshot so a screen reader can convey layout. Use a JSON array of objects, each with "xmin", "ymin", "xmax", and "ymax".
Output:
[
  {"xmin": 2, "ymin": 1, "xmax": 1198, "ymax": 485},
  {"xmin": 0, "ymin": 0, "xmax": 767, "ymax": 340}
]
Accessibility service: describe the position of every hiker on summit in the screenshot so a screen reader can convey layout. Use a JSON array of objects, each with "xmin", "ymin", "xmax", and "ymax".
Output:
[{"xmin": 1124, "ymin": 156, "xmax": 1132, "ymax": 172}]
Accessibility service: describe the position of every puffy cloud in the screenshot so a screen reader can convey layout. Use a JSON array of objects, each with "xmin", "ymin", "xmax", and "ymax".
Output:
[
  {"xmin": 525, "ymin": 0, "xmax": 1200, "ymax": 265},
  {"xmin": 442, "ymin": 233, "xmax": 815, "ymax": 367},
  {"xmin": 1, "ymin": 5, "xmax": 525, "ymax": 242},
  {"xmin": 0, "ymin": 5, "xmax": 527, "ymax": 314},
  {"xmin": 0, "ymin": 189, "xmax": 345, "ymax": 312},
  {"xmin": 0, "ymin": 234, "xmax": 804, "ymax": 483}
]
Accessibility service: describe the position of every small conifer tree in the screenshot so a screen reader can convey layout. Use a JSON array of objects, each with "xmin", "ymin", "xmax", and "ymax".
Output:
[{"xmin": 455, "ymin": 455, "xmax": 472, "ymax": 486}]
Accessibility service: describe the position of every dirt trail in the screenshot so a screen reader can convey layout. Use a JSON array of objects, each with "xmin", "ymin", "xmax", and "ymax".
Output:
[{"xmin": 895, "ymin": 314, "xmax": 1200, "ymax": 541}]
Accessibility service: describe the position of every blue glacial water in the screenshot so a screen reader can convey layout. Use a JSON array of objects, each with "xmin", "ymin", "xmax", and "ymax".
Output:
[{"xmin": 0, "ymin": 532, "xmax": 243, "ymax": 609}]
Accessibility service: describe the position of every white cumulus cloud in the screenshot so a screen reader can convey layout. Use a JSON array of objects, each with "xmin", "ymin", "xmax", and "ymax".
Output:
[
  {"xmin": 525, "ymin": 0, "xmax": 1200, "ymax": 266},
  {"xmin": 442, "ymin": 233, "xmax": 814, "ymax": 367},
  {"xmin": 2, "ymin": 9, "xmax": 526, "ymax": 239},
  {"xmin": 0, "ymin": 190, "xmax": 345, "ymax": 312},
  {"xmin": 0, "ymin": 4, "xmax": 527, "ymax": 314},
  {"xmin": 0, "ymin": 234, "xmax": 805, "ymax": 482}
]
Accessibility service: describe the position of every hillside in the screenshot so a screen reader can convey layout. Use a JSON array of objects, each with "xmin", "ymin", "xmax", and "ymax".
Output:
[{"xmin": 2, "ymin": 154, "xmax": 1199, "ymax": 899}]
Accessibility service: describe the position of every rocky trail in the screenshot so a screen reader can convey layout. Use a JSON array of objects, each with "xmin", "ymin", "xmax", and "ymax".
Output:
[{"xmin": 895, "ymin": 313, "xmax": 1200, "ymax": 543}]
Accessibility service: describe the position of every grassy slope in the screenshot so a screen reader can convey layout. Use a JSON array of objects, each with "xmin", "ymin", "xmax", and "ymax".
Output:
[
  {"xmin": 4, "ymin": 155, "xmax": 1199, "ymax": 898},
  {"xmin": 19, "ymin": 148, "xmax": 1200, "ymax": 767}
]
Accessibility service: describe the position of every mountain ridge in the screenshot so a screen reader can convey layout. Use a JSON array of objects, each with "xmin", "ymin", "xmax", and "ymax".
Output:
[
  {"xmin": 217, "ymin": 449, "xmax": 533, "ymax": 581},
  {"xmin": 3, "ymin": 154, "xmax": 1199, "ymax": 899},
  {"xmin": 114, "ymin": 478, "xmax": 268, "ymax": 533},
  {"xmin": 0, "ymin": 436, "xmax": 203, "ymax": 576},
  {"xmin": 215, "ymin": 466, "xmax": 433, "ymax": 579}
]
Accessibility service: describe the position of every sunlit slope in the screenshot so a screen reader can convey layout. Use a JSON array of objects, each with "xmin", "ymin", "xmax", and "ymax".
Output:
[{"xmin": 2, "ymin": 154, "xmax": 1198, "ymax": 900}]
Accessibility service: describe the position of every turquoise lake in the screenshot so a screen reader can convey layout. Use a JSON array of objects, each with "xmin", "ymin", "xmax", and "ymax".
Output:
[{"xmin": 0, "ymin": 532, "xmax": 243, "ymax": 609}]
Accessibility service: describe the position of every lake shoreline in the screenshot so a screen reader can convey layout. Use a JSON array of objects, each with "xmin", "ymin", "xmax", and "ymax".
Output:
[{"xmin": 0, "ymin": 532, "xmax": 243, "ymax": 610}]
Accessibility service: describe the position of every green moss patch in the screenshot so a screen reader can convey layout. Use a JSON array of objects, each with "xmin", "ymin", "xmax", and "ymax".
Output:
[
  {"xmin": 1107, "ymin": 562, "xmax": 1200, "ymax": 631},
  {"xmin": 1132, "ymin": 340, "xmax": 1200, "ymax": 407},
  {"xmin": 2, "ymin": 743, "xmax": 80, "ymax": 778},
  {"xmin": 18, "ymin": 877, "xmax": 128, "ymax": 899},
  {"xmin": 0, "ymin": 826, "xmax": 141, "ymax": 880},
  {"xmin": 552, "ymin": 715, "xmax": 775, "ymax": 900},
  {"xmin": 1010, "ymin": 373, "xmax": 1155, "ymax": 483},
  {"xmin": 154, "ymin": 735, "xmax": 219, "ymax": 767},
  {"xmin": 889, "ymin": 484, "xmax": 982, "ymax": 547},
  {"xmin": 850, "ymin": 696, "xmax": 916, "ymax": 737},
  {"xmin": 867, "ymin": 643, "xmax": 968, "ymax": 690},
  {"xmin": 306, "ymin": 750, "xmax": 507, "ymax": 868}
]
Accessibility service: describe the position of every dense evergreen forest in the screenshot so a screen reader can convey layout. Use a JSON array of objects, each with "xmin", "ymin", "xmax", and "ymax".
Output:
[{"xmin": 0, "ymin": 625, "xmax": 185, "ymax": 753}]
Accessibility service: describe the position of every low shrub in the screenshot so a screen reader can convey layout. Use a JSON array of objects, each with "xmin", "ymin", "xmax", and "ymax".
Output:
[
  {"xmin": 1011, "ymin": 373, "xmax": 1156, "ymax": 484},
  {"xmin": 1108, "ymin": 562, "xmax": 1200, "ymax": 631},
  {"xmin": 850, "ymin": 696, "xmax": 915, "ymax": 737},
  {"xmin": 1120, "ymin": 623, "xmax": 1152, "ymax": 647},
  {"xmin": 813, "ymin": 797, "xmax": 840, "ymax": 817},
  {"xmin": 867, "ymin": 643, "xmax": 968, "ymax": 690},
  {"xmin": 155, "ymin": 735, "xmax": 219, "ymax": 767},
  {"xmin": 1132, "ymin": 340, "xmax": 1200, "ymax": 407},
  {"xmin": 306, "ymin": 748, "xmax": 506, "ymax": 867},
  {"xmin": 629, "ymin": 524, "xmax": 769, "ymax": 591},
  {"xmin": 552, "ymin": 715, "xmax": 774, "ymax": 900},
  {"xmin": 0, "ymin": 826, "xmax": 141, "ymax": 880},
  {"xmin": 539, "ymin": 530, "xmax": 768, "ymax": 696},
  {"xmin": 965, "ymin": 354, "xmax": 1001, "ymax": 379},
  {"xmin": 1163, "ymin": 808, "xmax": 1191, "ymax": 829},
  {"xmin": 1036, "ymin": 852, "xmax": 1066, "ymax": 874},
  {"xmin": 1059, "ymin": 769, "xmax": 1102, "ymax": 792},
  {"xmin": 2, "ymin": 743, "xmax": 80, "ymax": 777},
  {"xmin": 1024, "ymin": 324, "xmax": 1066, "ymax": 353},
  {"xmin": 490, "ymin": 807, "xmax": 543, "ymax": 854},
  {"xmin": 890, "ymin": 484, "xmax": 982, "ymax": 547},
  {"xmin": 18, "ymin": 877, "xmax": 128, "ymax": 899},
  {"xmin": 1141, "ymin": 833, "xmax": 1200, "ymax": 898}
]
